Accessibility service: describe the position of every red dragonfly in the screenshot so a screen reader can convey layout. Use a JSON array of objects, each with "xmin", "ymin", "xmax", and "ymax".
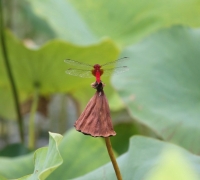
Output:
[{"xmin": 64, "ymin": 57, "xmax": 128, "ymax": 83}]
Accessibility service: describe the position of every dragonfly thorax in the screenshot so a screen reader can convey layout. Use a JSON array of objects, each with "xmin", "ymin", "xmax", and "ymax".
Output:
[{"xmin": 92, "ymin": 64, "xmax": 103, "ymax": 83}]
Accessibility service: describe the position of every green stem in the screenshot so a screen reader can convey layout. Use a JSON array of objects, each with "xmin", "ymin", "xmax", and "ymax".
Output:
[
  {"xmin": 104, "ymin": 137, "xmax": 123, "ymax": 180},
  {"xmin": 0, "ymin": 0, "xmax": 24, "ymax": 143},
  {"xmin": 28, "ymin": 88, "xmax": 39, "ymax": 149},
  {"xmin": 59, "ymin": 94, "xmax": 66, "ymax": 134}
]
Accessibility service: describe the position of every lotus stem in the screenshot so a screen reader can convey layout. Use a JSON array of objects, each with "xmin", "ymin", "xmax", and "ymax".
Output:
[
  {"xmin": 105, "ymin": 137, "xmax": 123, "ymax": 180},
  {"xmin": 28, "ymin": 87, "xmax": 39, "ymax": 149},
  {"xmin": 0, "ymin": 0, "xmax": 24, "ymax": 142}
]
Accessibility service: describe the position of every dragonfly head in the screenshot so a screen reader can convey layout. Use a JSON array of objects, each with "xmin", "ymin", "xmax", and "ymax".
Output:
[{"xmin": 93, "ymin": 64, "xmax": 101, "ymax": 69}]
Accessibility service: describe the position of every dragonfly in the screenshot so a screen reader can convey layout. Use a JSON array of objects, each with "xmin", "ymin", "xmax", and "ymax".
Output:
[{"xmin": 64, "ymin": 57, "xmax": 128, "ymax": 83}]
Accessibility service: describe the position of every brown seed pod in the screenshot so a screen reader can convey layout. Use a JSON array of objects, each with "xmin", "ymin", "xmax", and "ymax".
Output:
[{"xmin": 74, "ymin": 82, "xmax": 116, "ymax": 137}]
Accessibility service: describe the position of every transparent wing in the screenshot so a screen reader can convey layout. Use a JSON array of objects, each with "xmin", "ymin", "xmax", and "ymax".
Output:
[
  {"xmin": 101, "ymin": 57, "xmax": 128, "ymax": 67},
  {"xmin": 65, "ymin": 68, "xmax": 94, "ymax": 78},
  {"xmin": 64, "ymin": 59, "xmax": 93, "ymax": 68},
  {"xmin": 102, "ymin": 66, "xmax": 129, "ymax": 77}
]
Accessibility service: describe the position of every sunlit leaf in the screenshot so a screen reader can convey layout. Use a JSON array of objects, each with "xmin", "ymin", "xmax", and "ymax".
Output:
[
  {"xmin": 0, "ymin": 86, "xmax": 16, "ymax": 119},
  {"xmin": 145, "ymin": 148, "xmax": 199, "ymax": 180},
  {"xmin": 5, "ymin": 31, "xmax": 119, "ymax": 94},
  {"xmin": 0, "ymin": 174, "xmax": 7, "ymax": 180}
]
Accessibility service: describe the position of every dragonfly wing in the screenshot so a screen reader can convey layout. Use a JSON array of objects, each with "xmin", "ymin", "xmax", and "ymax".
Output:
[
  {"xmin": 101, "ymin": 57, "xmax": 128, "ymax": 67},
  {"xmin": 64, "ymin": 59, "xmax": 93, "ymax": 68},
  {"xmin": 65, "ymin": 68, "xmax": 94, "ymax": 78},
  {"xmin": 102, "ymin": 66, "xmax": 129, "ymax": 77}
]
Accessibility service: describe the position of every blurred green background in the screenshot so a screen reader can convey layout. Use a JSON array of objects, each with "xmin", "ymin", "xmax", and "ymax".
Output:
[{"xmin": 0, "ymin": 0, "xmax": 200, "ymax": 179}]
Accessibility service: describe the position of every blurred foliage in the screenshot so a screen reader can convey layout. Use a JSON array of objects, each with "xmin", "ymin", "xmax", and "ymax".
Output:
[
  {"xmin": 0, "ymin": 0, "xmax": 200, "ymax": 179},
  {"xmin": 25, "ymin": 0, "xmax": 200, "ymax": 46},
  {"xmin": 3, "ymin": 0, "xmax": 55, "ymax": 44}
]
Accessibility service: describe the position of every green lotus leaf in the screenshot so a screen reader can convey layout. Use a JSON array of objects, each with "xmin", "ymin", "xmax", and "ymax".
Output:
[
  {"xmin": 1, "ymin": 31, "xmax": 118, "ymax": 93},
  {"xmin": 0, "ymin": 31, "xmax": 120, "ymax": 119},
  {"xmin": 16, "ymin": 132, "xmax": 63, "ymax": 180},
  {"xmin": 47, "ymin": 129, "xmax": 117, "ymax": 180},
  {"xmin": 145, "ymin": 147, "xmax": 199, "ymax": 180},
  {"xmin": 0, "ymin": 129, "xmax": 117, "ymax": 180},
  {"xmin": 73, "ymin": 136, "xmax": 200, "ymax": 180},
  {"xmin": 0, "ymin": 153, "xmax": 33, "ymax": 179},
  {"xmin": 112, "ymin": 26, "xmax": 200, "ymax": 154},
  {"xmin": 26, "ymin": 0, "xmax": 200, "ymax": 46}
]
